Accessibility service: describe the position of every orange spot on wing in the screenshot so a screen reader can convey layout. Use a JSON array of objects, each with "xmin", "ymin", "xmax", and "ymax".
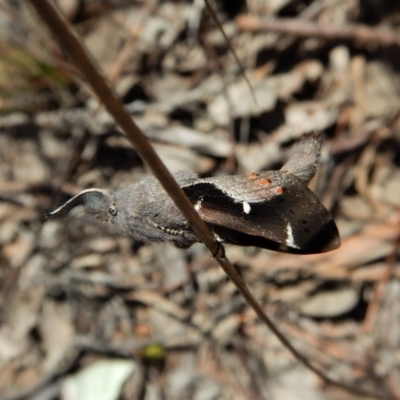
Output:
[
  {"xmin": 247, "ymin": 173, "xmax": 259, "ymax": 179},
  {"xmin": 259, "ymin": 178, "xmax": 271, "ymax": 185},
  {"xmin": 276, "ymin": 186, "xmax": 284, "ymax": 194}
]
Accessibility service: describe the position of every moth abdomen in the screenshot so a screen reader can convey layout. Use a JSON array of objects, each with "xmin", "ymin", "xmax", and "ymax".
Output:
[{"xmin": 281, "ymin": 131, "xmax": 323, "ymax": 183}]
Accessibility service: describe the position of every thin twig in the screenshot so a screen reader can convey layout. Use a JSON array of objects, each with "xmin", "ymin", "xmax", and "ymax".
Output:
[
  {"xmin": 27, "ymin": 2, "xmax": 395, "ymax": 399},
  {"xmin": 236, "ymin": 15, "xmax": 400, "ymax": 48},
  {"xmin": 204, "ymin": 0, "xmax": 258, "ymax": 105}
]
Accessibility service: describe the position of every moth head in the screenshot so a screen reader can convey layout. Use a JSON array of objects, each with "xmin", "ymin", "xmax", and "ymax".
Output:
[{"xmin": 45, "ymin": 188, "xmax": 118, "ymax": 224}]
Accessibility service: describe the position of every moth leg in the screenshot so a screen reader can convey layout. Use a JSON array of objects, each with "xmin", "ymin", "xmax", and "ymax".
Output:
[{"xmin": 211, "ymin": 232, "xmax": 225, "ymax": 259}]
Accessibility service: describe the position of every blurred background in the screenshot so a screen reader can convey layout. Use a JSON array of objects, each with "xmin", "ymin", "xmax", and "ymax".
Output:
[{"xmin": 1, "ymin": 0, "xmax": 400, "ymax": 399}]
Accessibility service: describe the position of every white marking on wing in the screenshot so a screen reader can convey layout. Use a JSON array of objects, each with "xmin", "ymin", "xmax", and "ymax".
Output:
[
  {"xmin": 286, "ymin": 223, "xmax": 300, "ymax": 249},
  {"xmin": 243, "ymin": 202, "xmax": 251, "ymax": 214},
  {"xmin": 194, "ymin": 198, "xmax": 203, "ymax": 212}
]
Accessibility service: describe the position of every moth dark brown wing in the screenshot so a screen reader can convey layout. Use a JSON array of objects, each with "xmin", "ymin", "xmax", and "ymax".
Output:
[{"xmin": 182, "ymin": 171, "xmax": 340, "ymax": 254}]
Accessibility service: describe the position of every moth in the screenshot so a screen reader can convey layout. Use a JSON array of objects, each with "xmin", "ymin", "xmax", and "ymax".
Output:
[{"xmin": 45, "ymin": 132, "xmax": 340, "ymax": 254}]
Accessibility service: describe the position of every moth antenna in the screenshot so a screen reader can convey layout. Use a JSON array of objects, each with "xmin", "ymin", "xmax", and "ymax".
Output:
[
  {"xmin": 280, "ymin": 131, "xmax": 324, "ymax": 184},
  {"xmin": 45, "ymin": 189, "xmax": 110, "ymax": 221}
]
